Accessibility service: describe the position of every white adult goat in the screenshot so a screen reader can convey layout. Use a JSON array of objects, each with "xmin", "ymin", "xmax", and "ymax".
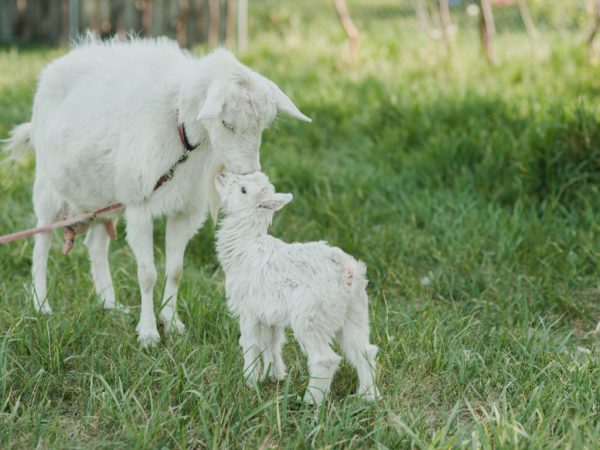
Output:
[
  {"xmin": 215, "ymin": 172, "xmax": 379, "ymax": 404},
  {"xmin": 3, "ymin": 37, "xmax": 310, "ymax": 347}
]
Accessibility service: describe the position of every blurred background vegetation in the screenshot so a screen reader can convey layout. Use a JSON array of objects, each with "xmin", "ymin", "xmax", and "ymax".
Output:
[
  {"xmin": 1, "ymin": 1, "xmax": 599, "ymax": 51},
  {"xmin": 1, "ymin": 1, "xmax": 599, "ymax": 448}
]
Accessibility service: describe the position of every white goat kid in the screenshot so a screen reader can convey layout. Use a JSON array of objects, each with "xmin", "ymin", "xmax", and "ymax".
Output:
[
  {"xmin": 3, "ymin": 37, "xmax": 310, "ymax": 348},
  {"xmin": 215, "ymin": 172, "xmax": 379, "ymax": 404}
]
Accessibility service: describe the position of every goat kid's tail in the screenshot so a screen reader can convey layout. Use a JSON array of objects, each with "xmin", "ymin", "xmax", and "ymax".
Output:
[
  {"xmin": 343, "ymin": 258, "xmax": 368, "ymax": 294},
  {"xmin": 2, "ymin": 123, "xmax": 34, "ymax": 161}
]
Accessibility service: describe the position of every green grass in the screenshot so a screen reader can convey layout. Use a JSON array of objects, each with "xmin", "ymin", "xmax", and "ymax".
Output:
[{"xmin": 1, "ymin": 11, "xmax": 600, "ymax": 449}]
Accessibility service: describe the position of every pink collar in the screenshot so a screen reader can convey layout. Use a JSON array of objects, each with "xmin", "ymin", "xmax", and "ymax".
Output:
[{"xmin": 177, "ymin": 121, "xmax": 199, "ymax": 151}]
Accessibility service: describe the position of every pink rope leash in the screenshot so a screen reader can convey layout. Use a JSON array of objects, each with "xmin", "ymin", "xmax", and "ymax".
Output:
[{"xmin": 0, "ymin": 202, "xmax": 124, "ymax": 248}]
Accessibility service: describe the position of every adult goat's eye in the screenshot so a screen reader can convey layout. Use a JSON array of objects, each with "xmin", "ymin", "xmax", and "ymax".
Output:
[
  {"xmin": 222, "ymin": 120, "xmax": 236, "ymax": 133},
  {"xmin": 241, "ymin": 187, "xmax": 247, "ymax": 194}
]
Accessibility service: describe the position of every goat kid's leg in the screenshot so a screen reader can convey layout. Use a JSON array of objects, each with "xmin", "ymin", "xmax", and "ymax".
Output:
[
  {"xmin": 159, "ymin": 214, "xmax": 198, "ymax": 334},
  {"xmin": 337, "ymin": 292, "xmax": 379, "ymax": 401},
  {"xmin": 239, "ymin": 316, "xmax": 264, "ymax": 387},
  {"xmin": 262, "ymin": 326, "xmax": 287, "ymax": 381},
  {"xmin": 126, "ymin": 207, "xmax": 159, "ymax": 348},
  {"xmin": 84, "ymin": 221, "xmax": 127, "ymax": 312},
  {"xmin": 297, "ymin": 333, "xmax": 341, "ymax": 405},
  {"xmin": 337, "ymin": 327, "xmax": 378, "ymax": 401}
]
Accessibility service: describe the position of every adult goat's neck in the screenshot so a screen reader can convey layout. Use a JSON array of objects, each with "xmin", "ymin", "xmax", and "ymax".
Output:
[{"xmin": 175, "ymin": 68, "xmax": 212, "ymax": 143}]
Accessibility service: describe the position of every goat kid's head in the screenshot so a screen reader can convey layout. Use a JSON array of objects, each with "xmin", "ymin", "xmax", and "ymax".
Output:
[
  {"xmin": 196, "ymin": 53, "xmax": 310, "ymax": 175},
  {"xmin": 215, "ymin": 171, "xmax": 293, "ymax": 217}
]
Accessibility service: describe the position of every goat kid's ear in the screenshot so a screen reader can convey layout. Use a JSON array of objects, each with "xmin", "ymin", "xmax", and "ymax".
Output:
[
  {"xmin": 214, "ymin": 172, "xmax": 227, "ymax": 194},
  {"xmin": 197, "ymin": 81, "xmax": 226, "ymax": 121},
  {"xmin": 267, "ymin": 80, "xmax": 311, "ymax": 123},
  {"xmin": 259, "ymin": 193, "xmax": 293, "ymax": 211}
]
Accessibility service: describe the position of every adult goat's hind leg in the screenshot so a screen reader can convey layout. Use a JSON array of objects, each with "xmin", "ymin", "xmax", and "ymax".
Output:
[
  {"xmin": 84, "ymin": 221, "xmax": 127, "ymax": 311},
  {"xmin": 126, "ymin": 207, "xmax": 160, "ymax": 348},
  {"xmin": 159, "ymin": 213, "xmax": 202, "ymax": 334},
  {"xmin": 31, "ymin": 177, "xmax": 61, "ymax": 314}
]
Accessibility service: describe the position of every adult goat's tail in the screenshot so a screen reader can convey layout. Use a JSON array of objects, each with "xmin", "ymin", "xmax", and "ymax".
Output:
[{"xmin": 2, "ymin": 123, "xmax": 34, "ymax": 161}]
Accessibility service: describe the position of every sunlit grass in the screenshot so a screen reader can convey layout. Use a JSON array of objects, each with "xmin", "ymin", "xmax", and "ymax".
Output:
[{"xmin": 0, "ymin": 11, "xmax": 599, "ymax": 449}]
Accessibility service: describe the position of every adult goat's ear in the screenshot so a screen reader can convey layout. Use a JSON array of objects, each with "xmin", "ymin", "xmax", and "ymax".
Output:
[
  {"xmin": 197, "ymin": 81, "xmax": 225, "ymax": 120},
  {"xmin": 259, "ymin": 193, "xmax": 293, "ymax": 211},
  {"xmin": 267, "ymin": 80, "xmax": 311, "ymax": 122}
]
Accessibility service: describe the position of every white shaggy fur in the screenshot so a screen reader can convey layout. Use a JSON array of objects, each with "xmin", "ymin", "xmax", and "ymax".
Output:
[
  {"xmin": 215, "ymin": 172, "xmax": 379, "ymax": 404},
  {"xmin": 3, "ymin": 36, "xmax": 310, "ymax": 347}
]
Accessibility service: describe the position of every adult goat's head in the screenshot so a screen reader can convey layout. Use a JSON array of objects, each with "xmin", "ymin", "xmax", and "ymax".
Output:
[{"xmin": 195, "ymin": 49, "xmax": 310, "ymax": 176}]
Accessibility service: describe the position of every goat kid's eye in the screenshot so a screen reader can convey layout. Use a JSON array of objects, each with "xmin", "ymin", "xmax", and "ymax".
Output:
[
  {"xmin": 222, "ymin": 120, "xmax": 236, "ymax": 133},
  {"xmin": 241, "ymin": 187, "xmax": 247, "ymax": 194}
]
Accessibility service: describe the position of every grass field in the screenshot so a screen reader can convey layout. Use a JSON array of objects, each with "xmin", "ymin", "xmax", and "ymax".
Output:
[{"xmin": 1, "ymin": 9, "xmax": 600, "ymax": 449}]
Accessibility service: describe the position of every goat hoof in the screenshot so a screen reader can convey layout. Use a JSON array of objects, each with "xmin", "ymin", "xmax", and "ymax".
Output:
[
  {"xmin": 302, "ymin": 391, "xmax": 323, "ymax": 406},
  {"xmin": 103, "ymin": 301, "xmax": 129, "ymax": 313},
  {"xmin": 160, "ymin": 315, "xmax": 186, "ymax": 335},
  {"xmin": 245, "ymin": 378, "xmax": 258, "ymax": 389},
  {"xmin": 270, "ymin": 370, "xmax": 287, "ymax": 382},
  {"xmin": 244, "ymin": 370, "xmax": 261, "ymax": 388},
  {"xmin": 137, "ymin": 328, "xmax": 161, "ymax": 348},
  {"xmin": 357, "ymin": 385, "xmax": 379, "ymax": 402},
  {"xmin": 36, "ymin": 304, "xmax": 53, "ymax": 315}
]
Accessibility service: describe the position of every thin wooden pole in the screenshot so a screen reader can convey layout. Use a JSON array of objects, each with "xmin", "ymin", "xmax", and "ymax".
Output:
[
  {"xmin": 480, "ymin": 0, "xmax": 496, "ymax": 64},
  {"xmin": 237, "ymin": 0, "xmax": 248, "ymax": 51},
  {"xmin": 414, "ymin": 0, "xmax": 442, "ymax": 40},
  {"xmin": 226, "ymin": 0, "xmax": 235, "ymax": 48},
  {"xmin": 588, "ymin": 0, "xmax": 600, "ymax": 63},
  {"xmin": 69, "ymin": 0, "xmax": 79, "ymax": 41},
  {"xmin": 332, "ymin": 0, "xmax": 359, "ymax": 59},
  {"xmin": 516, "ymin": 0, "xmax": 538, "ymax": 40},
  {"xmin": 208, "ymin": 0, "xmax": 220, "ymax": 47},
  {"xmin": 177, "ymin": 0, "xmax": 189, "ymax": 47},
  {"xmin": 438, "ymin": 0, "xmax": 454, "ymax": 56}
]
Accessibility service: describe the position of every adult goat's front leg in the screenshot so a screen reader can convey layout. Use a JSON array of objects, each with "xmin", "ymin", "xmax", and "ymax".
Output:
[
  {"xmin": 85, "ymin": 221, "xmax": 128, "ymax": 312},
  {"xmin": 159, "ymin": 214, "xmax": 198, "ymax": 334},
  {"xmin": 126, "ymin": 207, "xmax": 160, "ymax": 348}
]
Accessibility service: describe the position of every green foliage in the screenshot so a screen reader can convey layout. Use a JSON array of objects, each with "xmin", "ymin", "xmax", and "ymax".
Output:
[{"xmin": 0, "ymin": 15, "xmax": 599, "ymax": 450}]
